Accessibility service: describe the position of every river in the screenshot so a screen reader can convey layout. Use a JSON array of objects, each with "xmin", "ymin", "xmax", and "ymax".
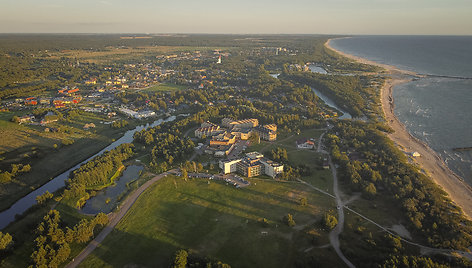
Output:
[
  {"xmin": 0, "ymin": 115, "xmax": 176, "ymax": 230},
  {"xmin": 311, "ymin": 87, "xmax": 352, "ymax": 120}
]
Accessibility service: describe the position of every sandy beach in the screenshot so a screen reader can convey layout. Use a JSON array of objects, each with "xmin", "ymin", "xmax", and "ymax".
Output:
[{"xmin": 325, "ymin": 38, "xmax": 472, "ymax": 219}]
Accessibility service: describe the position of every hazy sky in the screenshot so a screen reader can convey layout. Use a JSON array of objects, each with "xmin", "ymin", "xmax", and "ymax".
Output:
[{"xmin": 1, "ymin": 0, "xmax": 471, "ymax": 35}]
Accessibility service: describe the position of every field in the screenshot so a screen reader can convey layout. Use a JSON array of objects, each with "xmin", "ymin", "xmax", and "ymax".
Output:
[
  {"xmin": 80, "ymin": 175, "xmax": 338, "ymax": 267},
  {"xmin": 47, "ymin": 46, "xmax": 225, "ymax": 64},
  {"xmin": 140, "ymin": 83, "xmax": 187, "ymax": 93},
  {"xmin": 0, "ymin": 111, "xmax": 137, "ymax": 211}
]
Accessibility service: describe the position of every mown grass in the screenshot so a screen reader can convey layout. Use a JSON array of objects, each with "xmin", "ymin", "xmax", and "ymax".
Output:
[
  {"xmin": 141, "ymin": 83, "xmax": 187, "ymax": 92},
  {"xmin": 80, "ymin": 176, "xmax": 335, "ymax": 267}
]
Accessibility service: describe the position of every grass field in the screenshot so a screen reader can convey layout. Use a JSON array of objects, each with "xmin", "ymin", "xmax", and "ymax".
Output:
[
  {"xmin": 140, "ymin": 83, "xmax": 187, "ymax": 92},
  {"xmin": 0, "ymin": 111, "xmax": 137, "ymax": 211},
  {"xmin": 47, "ymin": 46, "xmax": 226, "ymax": 64},
  {"xmin": 80, "ymin": 176, "xmax": 336, "ymax": 267}
]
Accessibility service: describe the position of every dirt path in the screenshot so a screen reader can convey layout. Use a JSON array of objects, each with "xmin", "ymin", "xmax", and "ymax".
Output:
[
  {"xmin": 65, "ymin": 171, "xmax": 171, "ymax": 268},
  {"xmin": 328, "ymin": 156, "xmax": 356, "ymax": 268}
]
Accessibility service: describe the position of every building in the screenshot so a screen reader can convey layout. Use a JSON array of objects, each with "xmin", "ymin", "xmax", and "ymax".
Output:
[
  {"xmin": 219, "ymin": 159, "xmax": 242, "ymax": 174},
  {"xmin": 296, "ymin": 138, "xmax": 315, "ymax": 149},
  {"xmin": 219, "ymin": 152, "xmax": 283, "ymax": 178},
  {"xmin": 135, "ymin": 110, "xmax": 156, "ymax": 119},
  {"xmin": 237, "ymin": 156, "xmax": 263, "ymax": 177},
  {"xmin": 18, "ymin": 115, "xmax": 34, "ymax": 124},
  {"xmin": 230, "ymin": 128, "xmax": 252, "ymax": 140},
  {"xmin": 195, "ymin": 125, "xmax": 222, "ymax": 138},
  {"xmin": 253, "ymin": 125, "xmax": 277, "ymax": 141},
  {"xmin": 210, "ymin": 132, "xmax": 236, "ymax": 146},
  {"xmin": 221, "ymin": 118, "xmax": 258, "ymax": 129},
  {"xmin": 201, "ymin": 121, "xmax": 219, "ymax": 128},
  {"xmin": 261, "ymin": 158, "xmax": 284, "ymax": 178}
]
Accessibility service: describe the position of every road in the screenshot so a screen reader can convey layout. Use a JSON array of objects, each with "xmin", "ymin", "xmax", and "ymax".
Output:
[
  {"xmin": 65, "ymin": 171, "xmax": 171, "ymax": 268},
  {"xmin": 328, "ymin": 156, "xmax": 356, "ymax": 268}
]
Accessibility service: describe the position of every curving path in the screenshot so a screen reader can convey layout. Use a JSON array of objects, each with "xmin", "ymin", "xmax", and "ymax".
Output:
[
  {"xmin": 65, "ymin": 171, "xmax": 171, "ymax": 268},
  {"xmin": 328, "ymin": 156, "xmax": 356, "ymax": 268}
]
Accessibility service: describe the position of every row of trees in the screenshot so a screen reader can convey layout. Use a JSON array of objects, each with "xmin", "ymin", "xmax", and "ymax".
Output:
[
  {"xmin": 30, "ymin": 210, "xmax": 108, "ymax": 268},
  {"xmin": 0, "ymin": 163, "xmax": 31, "ymax": 184}
]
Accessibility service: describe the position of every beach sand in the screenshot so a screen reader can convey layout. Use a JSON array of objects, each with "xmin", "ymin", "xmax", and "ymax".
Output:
[{"xmin": 325, "ymin": 38, "xmax": 472, "ymax": 219}]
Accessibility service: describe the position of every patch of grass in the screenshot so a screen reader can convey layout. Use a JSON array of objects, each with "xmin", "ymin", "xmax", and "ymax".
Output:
[
  {"xmin": 279, "ymin": 129, "xmax": 324, "ymax": 148},
  {"xmin": 141, "ymin": 83, "xmax": 187, "ymax": 92},
  {"xmin": 80, "ymin": 176, "xmax": 335, "ymax": 267}
]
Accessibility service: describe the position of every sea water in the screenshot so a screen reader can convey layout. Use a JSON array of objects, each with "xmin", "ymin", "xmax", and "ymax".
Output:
[{"xmin": 330, "ymin": 36, "xmax": 472, "ymax": 183}]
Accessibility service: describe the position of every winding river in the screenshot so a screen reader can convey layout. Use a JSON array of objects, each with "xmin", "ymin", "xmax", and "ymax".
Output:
[{"xmin": 0, "ymin": 115, "xmax": 176, "ymax": 230}]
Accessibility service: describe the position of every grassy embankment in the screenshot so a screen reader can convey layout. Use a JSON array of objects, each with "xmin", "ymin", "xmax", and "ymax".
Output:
[{"xmin": 0, "ymin": 111, "xmax": 137, "ymax": 211}]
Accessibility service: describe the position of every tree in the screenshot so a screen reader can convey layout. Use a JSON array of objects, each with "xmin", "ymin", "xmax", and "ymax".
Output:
[
  {"xmin": 36, "ymin": 191, "xmax": 54, "ymax": 205},
  {"xmin": 197, "ymin": 163, "xmax": 204, "ymax": 172},
  {"xmin": 284, "ymin": 213, "xmax": 296, "ymax": 227},
  {"xmin": 0, "ymin": 232, "xmax": 13, "ymax": 250},
  {"xmin": 181, "ymin": 168, "xmax": 188, "ymax": 179},
  {"xmin": 0, "ymin": 172, "xmax": 12, "ymax": 183},
  {"xmin": 322, "ymin": 212, "xmax": 338, "ymax": 230},
  {"xmin": 299, "ymin": 197, "xmax": 308, "ymax": 206},
  {"xmin": 362, "ymin": 183, "xmax": 377, "ymax": 199},
  {"xmin": 172, "ymin": 249, "xmax": 188, "ymax": 268}
]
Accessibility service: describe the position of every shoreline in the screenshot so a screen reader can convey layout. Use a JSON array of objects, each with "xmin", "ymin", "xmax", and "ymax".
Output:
[{"xmin": 325, "ymin": 38, "xmax": 472, "ymax": 219}]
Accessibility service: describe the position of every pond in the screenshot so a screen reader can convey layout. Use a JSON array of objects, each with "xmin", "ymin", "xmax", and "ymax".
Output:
[{"xmin": 80, "ymin": 165, "xmax": 144, "ymax": 215}]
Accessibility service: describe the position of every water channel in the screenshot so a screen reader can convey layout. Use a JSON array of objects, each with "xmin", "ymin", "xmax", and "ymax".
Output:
[{"xmin": 0, "ymin": 115, "xmax": 176, "ymax": 230}]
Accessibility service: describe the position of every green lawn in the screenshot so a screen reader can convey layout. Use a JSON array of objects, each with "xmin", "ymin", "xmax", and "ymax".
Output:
[
  {"xmin": 141, "ymin": 83, "xmax": 187, "ymax": 92},
  {"xmin": 279, "ymin": 129, "xmax": 324, "ymax": 148},
  {"xmin": 80, "ymin": 176, "xmax": 336, "ymax": 268}
]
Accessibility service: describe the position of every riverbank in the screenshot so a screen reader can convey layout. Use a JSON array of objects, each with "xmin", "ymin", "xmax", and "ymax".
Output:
[{"xmin": 325, "ymin": 38, "xmax": 472, "ymax": 219}]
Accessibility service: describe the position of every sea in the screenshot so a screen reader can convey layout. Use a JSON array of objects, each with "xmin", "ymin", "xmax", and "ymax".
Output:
[{"xmin": 330, "ymin": 36, "xmax": 472, "ymax": 184}]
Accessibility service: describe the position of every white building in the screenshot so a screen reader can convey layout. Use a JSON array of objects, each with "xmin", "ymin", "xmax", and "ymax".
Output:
[
  {"xmin": 296, "ymin": 138, "xmax": 315, "ymax": 149},
  {"xmin": 260, "ymin": 158, "xmax": 284, "ymax": 178},
  {"xmin": 219, "ymin": 159, "xmax": 242, "ymax": 174}
]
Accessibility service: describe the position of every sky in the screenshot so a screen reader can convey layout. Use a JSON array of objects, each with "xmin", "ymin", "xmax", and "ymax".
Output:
[{"xmin": 1, "ymin": 0, "xmax": 471, "ymax": 35}]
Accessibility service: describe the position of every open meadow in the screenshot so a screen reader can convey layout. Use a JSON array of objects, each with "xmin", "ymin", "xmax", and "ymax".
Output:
[{"xmin": 80, "ymin": 175, "xmax": 338, "ymax": 267}]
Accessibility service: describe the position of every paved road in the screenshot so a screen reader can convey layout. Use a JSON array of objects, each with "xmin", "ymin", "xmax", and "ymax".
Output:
[{"xmin": 65, "ymin": 171, "xmax": 171, "ymax": 268}]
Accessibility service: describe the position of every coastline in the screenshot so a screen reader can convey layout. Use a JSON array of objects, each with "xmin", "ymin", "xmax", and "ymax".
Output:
[{"xmin": 325, "ymin": 38, "xmax": 472, "ymax": 219}]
